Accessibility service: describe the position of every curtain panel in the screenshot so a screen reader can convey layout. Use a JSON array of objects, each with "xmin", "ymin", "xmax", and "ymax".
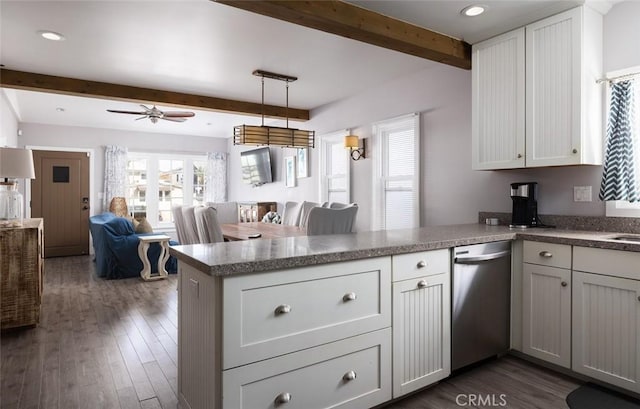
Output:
[
  {"xmin": 103, "ymin": 145, "xmax": 129, "ymax": 211},
  {"xmin": 599, "ymin": 80, "xmax": 639, "ymax": 202},
  {"xmin": 205, "ymin": 152, "xmax": 228, "ymax": 203}
]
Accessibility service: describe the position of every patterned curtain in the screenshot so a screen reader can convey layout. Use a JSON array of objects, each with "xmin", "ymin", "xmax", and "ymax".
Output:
[
  {"xmin": 205, "ymin": 152, "xmax": 227, "ymax": 202},
  {"xmin": 599, "ymin": 80, "xmax": 639, "ymax": 202},
  {"xmin": 103, "ymin": 145, "xmax": 129, "ymax": 210}
]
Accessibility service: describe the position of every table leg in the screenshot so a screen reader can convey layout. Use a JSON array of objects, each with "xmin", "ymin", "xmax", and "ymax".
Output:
[
  {"xmin": 156, "ymin": 240, "xmax": 170, "ymax": 278},
  {"xmin": 138, "ymin": 241, "xmax": 152, "ymax": 280}
]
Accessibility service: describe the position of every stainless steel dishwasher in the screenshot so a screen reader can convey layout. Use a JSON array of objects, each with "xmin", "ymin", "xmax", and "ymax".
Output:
[{"xmin": 452, "ymin": 241, "xmax": 511, "ymax": 370}]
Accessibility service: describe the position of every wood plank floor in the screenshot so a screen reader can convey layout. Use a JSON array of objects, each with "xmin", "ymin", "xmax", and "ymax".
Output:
[{"xmin": 1, "ymin": 255, "xmax": 582, "ymax": 409}]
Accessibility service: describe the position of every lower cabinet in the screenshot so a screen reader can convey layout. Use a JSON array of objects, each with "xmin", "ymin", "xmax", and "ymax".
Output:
[
  {"xmin": 392, "ymin": 250, "xmax": 451, "ymax": 398},
  {"xmin": 522, "ymin": 263, "xmax": 571, "ymax": 368},
  {"xmin": 572, "ymin": 271, "xmax": 640, "ymax": 393},
  {"xmin": 223, "ymin": 329, "xmax": 391, "ymax": 409}
]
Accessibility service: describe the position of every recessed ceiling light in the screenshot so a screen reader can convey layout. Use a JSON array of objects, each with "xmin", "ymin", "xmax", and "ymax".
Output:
[
  {"xmin": 39, "ymin": 31, "xmax": 65, "ymax": 41},
  {"xmin": 461, "ymin": 5, "xmax": 486, "ymax": 17},
  {"xmin": 56, "ymin": 107, "xmax": 65, "ymax": 112}
]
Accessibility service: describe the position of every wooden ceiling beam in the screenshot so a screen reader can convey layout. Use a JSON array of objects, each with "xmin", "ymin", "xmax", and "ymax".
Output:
[
  {"xmin": 0, "ymin": 69, "xmax": 310, "ymax": 121},
  {"xmin": 215, "ymin": 0, "xmax": 471, "ymax": 70}
]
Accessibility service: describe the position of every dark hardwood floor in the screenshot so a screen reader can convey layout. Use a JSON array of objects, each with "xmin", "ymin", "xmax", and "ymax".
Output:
[{"xmin": 1, "ymin": 255, "xmax": 581, "ymax": 409}]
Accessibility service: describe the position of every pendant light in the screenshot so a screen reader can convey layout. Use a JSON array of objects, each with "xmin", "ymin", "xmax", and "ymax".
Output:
[{"xmin": 233, "ymin": 70, "xmax": 315, "ymax": 148}]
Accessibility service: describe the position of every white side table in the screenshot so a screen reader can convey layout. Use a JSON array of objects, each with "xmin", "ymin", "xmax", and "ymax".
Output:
[{"xmin": 137, "ymin": 234, "xmax": 171, "ymax": 281}]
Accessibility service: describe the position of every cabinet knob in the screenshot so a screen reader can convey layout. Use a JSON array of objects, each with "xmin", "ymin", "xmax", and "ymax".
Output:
[
  {"xmin": 517, "ymin": 153, "xmax": 523, "ymax": 159},
  {"xmin": 343, "ymin": 370, "xmax": 357, "ymax": 381},
  {"xmin": 572, "ymin": 148, "xmax": 578, "ymax": 154},
  {"xmin": 342, "ymin": 292, "xmax": 357, "ymax": 302},
  {"xmin": 417, "ymin": 260, "xmax": 427, "ymax": 268},
  {"xmin": 539, "ymin": 251, "xmax": 553, "ymax": 258},
  {"xmin": 561, "ymin": 281, "xmax": 568, "ymax": 287},
  {"xmin": 274, "ymin": 392, "xmax": 292, "ymax": 405},
  {"xmin": 274, "ymin": 304, "xmax": 291, "ymax": 315},
  {"xmin": 417, "ymin": 280, "xmax": 428, "ymax": 288}
]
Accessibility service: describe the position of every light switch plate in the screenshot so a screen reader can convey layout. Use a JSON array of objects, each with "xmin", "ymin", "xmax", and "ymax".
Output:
[{"xmin": 574, "ymin": 186, "xmax": 592, "ymax": 202}]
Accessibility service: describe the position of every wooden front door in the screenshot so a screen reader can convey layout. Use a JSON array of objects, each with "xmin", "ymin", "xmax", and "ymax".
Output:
[{"xmin": 31, "ymin": 150, "xmax": 90, "ymax": 257}]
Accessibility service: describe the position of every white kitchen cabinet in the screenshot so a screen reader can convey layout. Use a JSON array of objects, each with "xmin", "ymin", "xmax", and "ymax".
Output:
[
  {"xmin": 572, "ymin": 246, "xmax": 640, "ymax": 393},
  {"xmin": 472, "ymin": 28, "xmax": 525, "ymax": 170},
  {"xmin": 522, "ymin": 263, "xmax": 571, "ymax": 368},
  {"xmin": 472, "ymin": 6, "xmax": 603, "ymax": 170},
  {"xmin": 392, "ymin": 252, "xmax": 450, "ymax": 398},
  {"xmin": 522, "ymin": 241, "xmax": 572, "ymax": 367}
]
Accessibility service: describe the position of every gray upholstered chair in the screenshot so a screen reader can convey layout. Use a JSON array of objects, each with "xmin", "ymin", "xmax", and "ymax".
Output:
[
  {"xmin": 194, "ymin": 206, "xmax": 224, "ymax": 244},
  {"xmin": 297, "ymin": 201, "xmax": 320, "ymax": 228},
  {"xmin": 281, "ymin": 201, "xmax": 301, "ymax": 225},
  {"xmin": 172, "ymin": 205, "xmax": 188, "ymax": 244},
  {"xmin": 306, "ymin": 204, "xmax": 358, "ymax": 236},
  {"xmin": 181, "ymin": 205, "xmax": 201, "ymax": 244},
  {"xmin": 205, "ymin": 201, "xmax": 239, "ymax": 224}
]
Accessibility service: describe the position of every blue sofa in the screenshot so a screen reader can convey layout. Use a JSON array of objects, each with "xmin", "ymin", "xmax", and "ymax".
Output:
[{"xmin": 89, "ymin": 213, "xmax": 177, "ymax": 279}]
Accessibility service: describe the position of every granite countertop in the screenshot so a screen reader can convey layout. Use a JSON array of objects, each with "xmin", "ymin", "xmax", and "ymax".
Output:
[{"xmin": 169, "ymin": 223, "xmax": 640, "ymax": 277}]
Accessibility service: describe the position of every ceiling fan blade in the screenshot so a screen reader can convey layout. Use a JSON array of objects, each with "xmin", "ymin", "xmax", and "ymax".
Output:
[
  {"xmin": 161, "ymin": 117, "xmax": 187, "ymax": 123},
  {"xmin": 107, "ymin": 109, "xmax": 146, "ymax": 115},
  {"xmin": 135, "ymin": 116, "xmax": 148, "ymax": 121},
  {"xmin": 163, "ymin": 111, "xmax": 195, "ymax": 118}
]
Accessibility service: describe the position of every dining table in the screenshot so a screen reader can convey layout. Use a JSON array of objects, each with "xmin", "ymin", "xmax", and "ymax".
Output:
[{"xmin": 220, "ymin": 222, "xmax": 306, "ymax": 241}]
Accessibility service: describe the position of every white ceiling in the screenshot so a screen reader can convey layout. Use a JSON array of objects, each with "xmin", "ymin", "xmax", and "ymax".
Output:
[{"xmin": 1, "ymin": 0, "xmax": 610, "ymax": 139}]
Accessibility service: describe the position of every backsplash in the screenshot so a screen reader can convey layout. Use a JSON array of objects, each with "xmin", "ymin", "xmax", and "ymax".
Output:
[{"xmin": 479, "ymin": 212, "xmax": 640, "ymax": 234}]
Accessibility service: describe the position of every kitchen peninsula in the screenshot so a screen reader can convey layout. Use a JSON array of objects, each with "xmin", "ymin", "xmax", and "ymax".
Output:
[{"xmin": 169, "ymin": 224, "xmax": 640, "ymax": 409}]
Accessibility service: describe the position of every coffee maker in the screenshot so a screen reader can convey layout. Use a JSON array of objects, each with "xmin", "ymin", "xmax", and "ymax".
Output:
[{"xmin": 510, "ymin": 182, "xmax": 538, "ymax": 228}]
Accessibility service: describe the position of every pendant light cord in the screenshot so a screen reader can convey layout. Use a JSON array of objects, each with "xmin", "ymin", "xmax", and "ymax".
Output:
[
  {"xmin": 286, "ymin": 81, "xmax": 289, "ymax": 129},
  {"xmin": 261, "ymin": 75, "xmax": 265, "ymax": 127}
]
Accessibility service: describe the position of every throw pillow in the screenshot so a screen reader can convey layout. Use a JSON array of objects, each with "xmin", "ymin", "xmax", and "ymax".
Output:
[{"xmin": 134, "ymin": 217, "xmax": 153, "ymax": 234}]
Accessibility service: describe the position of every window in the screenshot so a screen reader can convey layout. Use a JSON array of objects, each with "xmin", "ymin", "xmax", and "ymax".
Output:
[
  {"xmin": 126, "ymin": 152, "xmax": 207, "ymax": 228},
  {"xmin": 319, "ymin": 130, "xmax": 350, "ymax": 204},
  {"xmin": 604, "ymin": 67, "xmax": 640, "ymax": 217},
  {"xmin": 372, "ymin": 114, "xmax": 420, "ymax": 230}
]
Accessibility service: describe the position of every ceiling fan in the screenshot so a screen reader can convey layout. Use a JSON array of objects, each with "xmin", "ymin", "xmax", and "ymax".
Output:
[{"xmin": 107, "ymin": 104, "xmax": 195, "ymax": 123}]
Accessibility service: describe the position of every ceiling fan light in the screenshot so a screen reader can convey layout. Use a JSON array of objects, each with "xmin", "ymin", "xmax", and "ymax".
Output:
[
  {"xmin": 461, "ymin": 5, "xmax": 486, "ymax": 17},
  {"xmin": 39, "ymin": 30, "xmax": 65, "ymax": 41}
]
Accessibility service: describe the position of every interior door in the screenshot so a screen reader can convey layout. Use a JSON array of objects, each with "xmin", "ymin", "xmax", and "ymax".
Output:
[{"xmin": 31, "ymin": 150, "xmax": 90, "ymax": 257}]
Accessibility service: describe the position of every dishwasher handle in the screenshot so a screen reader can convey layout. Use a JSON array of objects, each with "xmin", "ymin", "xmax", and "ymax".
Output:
[{"xmin": 454, "ymin": 249, "xmax": 511, "ymax": 264}]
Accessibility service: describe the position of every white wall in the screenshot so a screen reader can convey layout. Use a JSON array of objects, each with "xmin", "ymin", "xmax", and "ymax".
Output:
[
  {"xmin": 1, "ymin": 90, "xmax": 19, "ymax": 147},
  {"xmin": 21, "ymin": 123, "xmax": 227, "ymax": 214}
]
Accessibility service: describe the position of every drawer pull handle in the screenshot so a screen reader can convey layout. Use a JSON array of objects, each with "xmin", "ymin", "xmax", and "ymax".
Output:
[
  {"xmin": 274, "ymin": 304, "xmax": 291, "ymax": 315},
  {"xmin": 274, "ymin": 392, "xmax": 292, "ymax": 405},
  {"xmin": 539, "ymin": 251, "xmax": 553, "ymax": 258},
  {"xmin": 561, "ymin": 281, "xmax": 568, "ymax": 287},
  {"xmin": 343, "ymin": 370, "xmax": 357, "ymax": 381},
  {"xmin": 417, "ymin": 260, "xmax": 427, "ymax": 268},
  {"xmin": 417, "ymin": 280, "xmax": 428, "ymax": 288},
  {"xmin": 342, "ymin": 292, "xmax": 357, "ymax": 302}
]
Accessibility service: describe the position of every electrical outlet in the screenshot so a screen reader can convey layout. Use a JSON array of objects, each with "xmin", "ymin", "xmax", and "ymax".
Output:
[{"xmin": 574, "ymin": 186, "xmax": 592, "ymax": 202}]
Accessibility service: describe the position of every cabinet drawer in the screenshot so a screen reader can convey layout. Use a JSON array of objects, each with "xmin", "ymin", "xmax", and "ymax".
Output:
[
  {"xmin": 523, "ymin": 241, "xmax": 571, "ymax": 269},
  {"xmin": 392, "ymin": 249, "xmax": 450, "ymax": 282},
  {"xmin": 223, "ymin": 328, "xmax": 391, "ymax": 409},
  {"xmin": 573, "ymin": 246, "xmax": 640, "ymax": 280},
  {"xmin": 223, "ymin": 257, "xmax": 391, "ymax": 369}
]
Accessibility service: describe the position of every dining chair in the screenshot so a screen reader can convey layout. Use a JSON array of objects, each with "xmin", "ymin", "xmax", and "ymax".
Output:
[
  {"xmin": 194, "ymin": 206, "xmax": 224, "ymax": 244},
  {"xmin": 171, "ymin": 205, "xmax": 188, "ymax": 244},
  {"xmin": 281, "ymin": 201, "xmax": 301, "ymax": 225},
  {"xmin": 328, "ymin": 202, "xmax": 354, "ymax": 209},
  {"xmin": 298, "ymin": 201, "xmax": 320, "ymax": 228},
  {"xmin": 181, "ymin": 206, "xmax": 201, "ymax": 244},
  {"xmin": 205, "ymin": 201, "xmax": 239, "ymax": 223},
  {"xmin": 306, "ymin": 204, "xmax": 358, "ymax": 236}
]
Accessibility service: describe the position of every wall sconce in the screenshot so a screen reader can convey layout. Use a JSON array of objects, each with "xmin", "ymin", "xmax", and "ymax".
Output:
[{"xmin": 344, "ymin": 135, "xmax": 366, "ymax": 161}]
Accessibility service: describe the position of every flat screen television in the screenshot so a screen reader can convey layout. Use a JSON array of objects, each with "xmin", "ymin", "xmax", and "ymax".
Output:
[{"xmin": 241, "ymin": 147, "xmax": 273, "ymax": 186}]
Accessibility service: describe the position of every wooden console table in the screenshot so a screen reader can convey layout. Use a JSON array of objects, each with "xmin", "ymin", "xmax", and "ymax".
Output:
[{"xmin": 0, "ymin": 218, "xmax": 44, "ymax": 329}]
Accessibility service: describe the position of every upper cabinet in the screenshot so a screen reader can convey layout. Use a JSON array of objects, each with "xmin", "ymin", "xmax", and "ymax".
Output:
[{"xmin": 472, "ymin": 6, "xmax": 603, "ymax": 170}]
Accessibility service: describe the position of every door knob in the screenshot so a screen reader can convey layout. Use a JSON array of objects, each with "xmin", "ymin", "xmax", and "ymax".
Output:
[
  {"xmin": 82, "ymin": 206, "xmax": 89, "ymax": 210},
  {"xmin": 561, "ymin": 281, "xmax": 568, "ymax": 287}
]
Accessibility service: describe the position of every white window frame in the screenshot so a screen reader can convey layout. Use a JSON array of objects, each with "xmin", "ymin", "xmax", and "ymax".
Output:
[
  {"xmin": 371, "ymin": 113, "xmax": 420, "ymax": 230},
  {"xmin": 127, "ymin": 151, "xmax": 207, "ymax": 229},
  {"xmin": 604, "ymin": 66, "xmax": 640, "ymax": 218},
  {"xmin": 319, "ymin": 129, "xmax": 351, "ymax": 204}
]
